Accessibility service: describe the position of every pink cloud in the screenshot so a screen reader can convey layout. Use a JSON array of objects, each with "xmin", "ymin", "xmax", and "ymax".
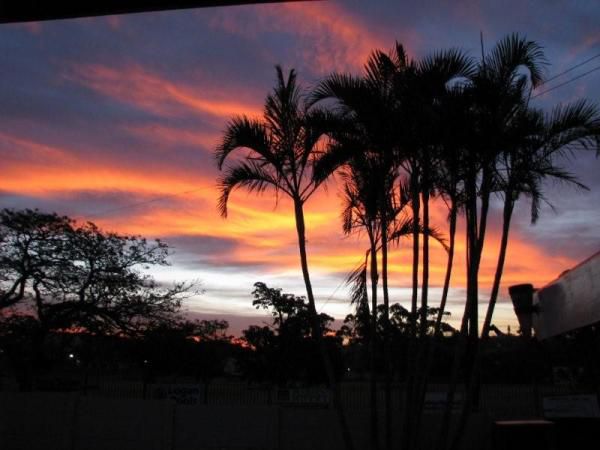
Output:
[
  {"xmin": 64, "ymin": 64, "xmax": 262, "ymax": 121},
  {"xmin": 210, "ymin": 1, "xmax": 421, "ymax": 73}
]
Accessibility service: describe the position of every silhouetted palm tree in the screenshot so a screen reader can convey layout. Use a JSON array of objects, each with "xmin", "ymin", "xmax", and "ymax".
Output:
[
  {"xmin": 312, "ymin": 43, "xmax": 473, "ymax": 450},
  {"xmin": 432, "ymin": 85, "xmax": 471, "ymax": 336},
  {"xmin": 437, "ymin": 34, "xmax": 550, "ymax": 450},
  {"xmin": 311, "ymin": 56, "xmax": 401, "ymax": 450},
  {"xmin": 442, "ymin": 34, "xmax": 596, "ymax": 450},
  {"xmin": 462, "ymin": 33, "xmax": 547, "ymax": 343},
  {"xmin": 340, "ymin": 152, "xmax": 448, "ymax": 450},
  {"xmin": 339, "ymin": 151, "xmax": 385, "ymax": 450},
  {"xmin": 407, "ymin": 49, "xmax": 475, "ymax": 341},
  {"xmin": 215, "ymin": 66, "xmax": 355, "ymax": 450},
  {"xmin": 396, "ymin": 50, "xmax": 475, "ymax": 450},
  {"xmin": 481, "ymin": 100, "xmax": 600, "ymax": 338}
]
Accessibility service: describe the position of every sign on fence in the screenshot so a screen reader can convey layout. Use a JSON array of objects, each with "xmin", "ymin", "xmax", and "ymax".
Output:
[
  {"xmin": 543, "ymin": 394, "xmax": 600, "ymax": 418},
  {"xmin": 277, "ymin": 388, "xmax": 330, "ymax": 406},
  {"xmin": 424, "ymin": 392, "xmax": 463, "ymax": 412},
  {"xmin": 151, "ymin": 384, "xmax": 202, "ymax": 405}
]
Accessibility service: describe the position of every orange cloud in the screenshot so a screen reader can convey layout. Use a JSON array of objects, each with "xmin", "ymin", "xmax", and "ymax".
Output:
[
  {"xmin": 0, "ymin": 132, "xmax": 205, "ymax": 196},
  {"xmin": 0, "ymin": 129, "xmax": 575, "ymax": 332},
  {"xmin": 65, "ymin": 64, "xmax": 262, "ymax": 121},
  {"xmin": 274, "ymin": 2, "xmax": 390, "ymax": 72}
]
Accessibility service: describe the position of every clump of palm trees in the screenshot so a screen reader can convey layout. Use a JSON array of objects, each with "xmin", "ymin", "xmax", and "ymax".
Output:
[{"xmin": 215, "ymin": 34, "xmax": 600, "ymax": 450}]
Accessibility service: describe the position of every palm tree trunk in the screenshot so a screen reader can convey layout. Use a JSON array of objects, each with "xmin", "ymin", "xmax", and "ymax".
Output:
[
  {"xmin": 481, "ymin": 195, "xmax": 514, "ymax": 339},
  {"xmin": 369, "ymin": 233, "xmax": 381, "ymax": 450},
  {"xmin": 446, "ymin": 176, "xmax": 483, "ymax": 450},
  {"xmin": 410, "ymin": 174, "xmax": 421, "ymax": 339},
  {"xmin": 476, "ymin": 169, "xmax": 492, "ymax": 266},
  {"xmin": 405, "ymin": 186, "xmax": 431, "ymax": 450},
  {"xmin": 381, "ymin": 218, "xmax": 392, "ymax": 450},
  {"xmin": 462, "ymin": 172, "xmax": 481, "ymax": 342},
  {"xmin": 410, "ymin": 198, "xmax": 458, "ymax": 450},
  {"xmin": 403, "ymin": 174, "xmax": 421, "ymax": 449},
  {"xmin": 435, "ymin": 301, "xmax": 470, "ymax": 450},
  {"xmin": 293, "ymin": 199, "xmax": 355, "ymax": 450},
  {"xmin": 421, "ymin": 188, "xmax": 430, "ymax": 338},
  {"xmin": 436, "ymin": 200, "xmax": 457, "ymax": 334},
  {"xmin": 450, "ymin": 194, "xmax": 516, "ymax": 450}
]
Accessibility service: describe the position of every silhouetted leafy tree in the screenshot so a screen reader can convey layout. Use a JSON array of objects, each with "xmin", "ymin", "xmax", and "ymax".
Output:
[
  {"xmin": 0, "ymin": 209, "xmax": 194, "ymax": 388},
  {"xmin": 242, "ymin": 282, "xmax": 339, "ymax": 384},
  {"xmin": 0, "ymin": 209, "xmax": 192, "ymax": 335},
  {"xmin": 251, "ymin": 281, "xmax": 333, "ymax": 338},
  {"xmin": 0, "ymin": 209, "xmax": 71, "ymax": 310},
  {"xmin": 139, "ymin": 319, "xmax": 233, "ymax": 400},
  {"xmin": 339, "ymin": 304, "xmax": 455, "ymax": 345}
]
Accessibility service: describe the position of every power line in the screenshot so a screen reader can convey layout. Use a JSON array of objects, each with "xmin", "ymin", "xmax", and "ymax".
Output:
[
  {"xmin": 532, "ymin": 65, "xmax": 600, "ymax": 99},
  {"xmin": 318, "ymin": 273, "xmax": 348, "ymax": 314},
  {"xmin": 318, "ymin": 253, "xmax": 370, "ymax": 314},
  {"xmin": 539, "ymin": 53, "xmax": 600, "ymax": 86}
]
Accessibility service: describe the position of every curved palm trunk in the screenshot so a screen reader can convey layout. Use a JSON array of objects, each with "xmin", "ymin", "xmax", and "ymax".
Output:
[
  {"xmin": 421, "ymin": 183, "xmax": 431, "ymax": 338},
  {"xmin": 381, "ymin": 218, "xmax": 392, "ymax": 450},
  {"xmin": 410, "ymin": 175, "xmax": 421, "ymax": 339},
  {"xmin": 436, "ymin": 200, "xmax": 457, "ymax": 333},
  {"xmin": 403, "ymin": 173, "xmax": 421, "ymax": 449},
  {"xmin": 411, "ymin": 198, "xmax": 458, "ymax": 450},
  {"xmin": 437, "ymin": 175, "xmax": 479, "ymax": 450},
  {"xmin": 481, "ymin": 195, "xmax": 514, "ymax": 339},
  {"xmin": 447, "ymin": 173, "xmax": 490, "ymax": 450},
  {"xmin": 435, "ymin": 300, "xmax": 470, "ymax": 450},
  {"xmin": 405, "ymin": 186, "xmax": 432, "ymax": 450},
  {"xmin": 469, "ymin": 168, "xmax": 492, "ymax": 338},
  {"xmin": 369, "ymin": 231, "xmax": 381, "ymax": 450},
  {"xmin": 450, "ymin": 196, "xmax": 515, "ymax": 450},
  {"xmin": 293, "ymin": 199, "xmax": 355, "ymax": 450},
  {"xmin": 467, "ymin": 198, "xmax": 480, "ymax": 340}
]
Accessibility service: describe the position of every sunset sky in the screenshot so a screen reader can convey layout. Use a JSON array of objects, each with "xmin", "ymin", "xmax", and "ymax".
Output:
[{"xmin": 1, "ymin": 0, "xmax": 599, "ymax": 334}]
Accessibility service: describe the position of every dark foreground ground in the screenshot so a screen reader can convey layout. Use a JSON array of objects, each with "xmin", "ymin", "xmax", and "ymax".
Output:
[{"xmin": 2, "ymin": 381, "xmax": 599, "ymax": 450}]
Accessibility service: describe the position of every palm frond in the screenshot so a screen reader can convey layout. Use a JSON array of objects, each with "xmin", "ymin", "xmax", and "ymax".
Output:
[
  {"xmin": 217, "ymin": 161, "xmax": 283, "ymax": 217},
  {"xmin": 389, "ymin": 217, "xmax": 449, "ymax": 253},
  {"xmin": 303, "ymin": 108, "xmax": 357, "ymax": 184},
  {"xmin": 340, "ymin": 202, "xmax": 355, "ymax": 236},
  {"xmin": 308, "ymin": 73, "xmax": 368, "ymax": 112},
  {"xmin": 484, "ymin": 33, "xmax": 548, "ymax": 88},
  {"xmin": 346, "ymin": 252, "xmax": 369, "ymax": 311},
  {"xmin": 418, "ymin": 47, "xmax": 476, "ymax": 87},
  {"xmin": 215, "ymin": 116, "xmax": 273, "ymax": 170},
  {"xmin": 544, "ymin": 99, "xmax": 600, "ymax": 156},
  {"xmin": 312, "ymin": 137, "xmax": 362, "ymax": 185},
  {"xmin": 265, "ymin": 66, "xmax": 303, "ymax": 152}
]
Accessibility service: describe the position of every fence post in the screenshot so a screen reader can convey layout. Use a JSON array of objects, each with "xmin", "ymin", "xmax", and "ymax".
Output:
[
  {"xmin": 69, "ymin": 393, "xmax": 81, "ymax": 450},
  {"xmin": 162, "ymin": 400, "xmax": 175, "ymax": 450},
  {"xmin": 277, "ymin": 405, "xmax": 283, "ymax": 450},
  {"xmin": 533, "ymin": 381, "xmax": 541, "ymax": 417}
]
